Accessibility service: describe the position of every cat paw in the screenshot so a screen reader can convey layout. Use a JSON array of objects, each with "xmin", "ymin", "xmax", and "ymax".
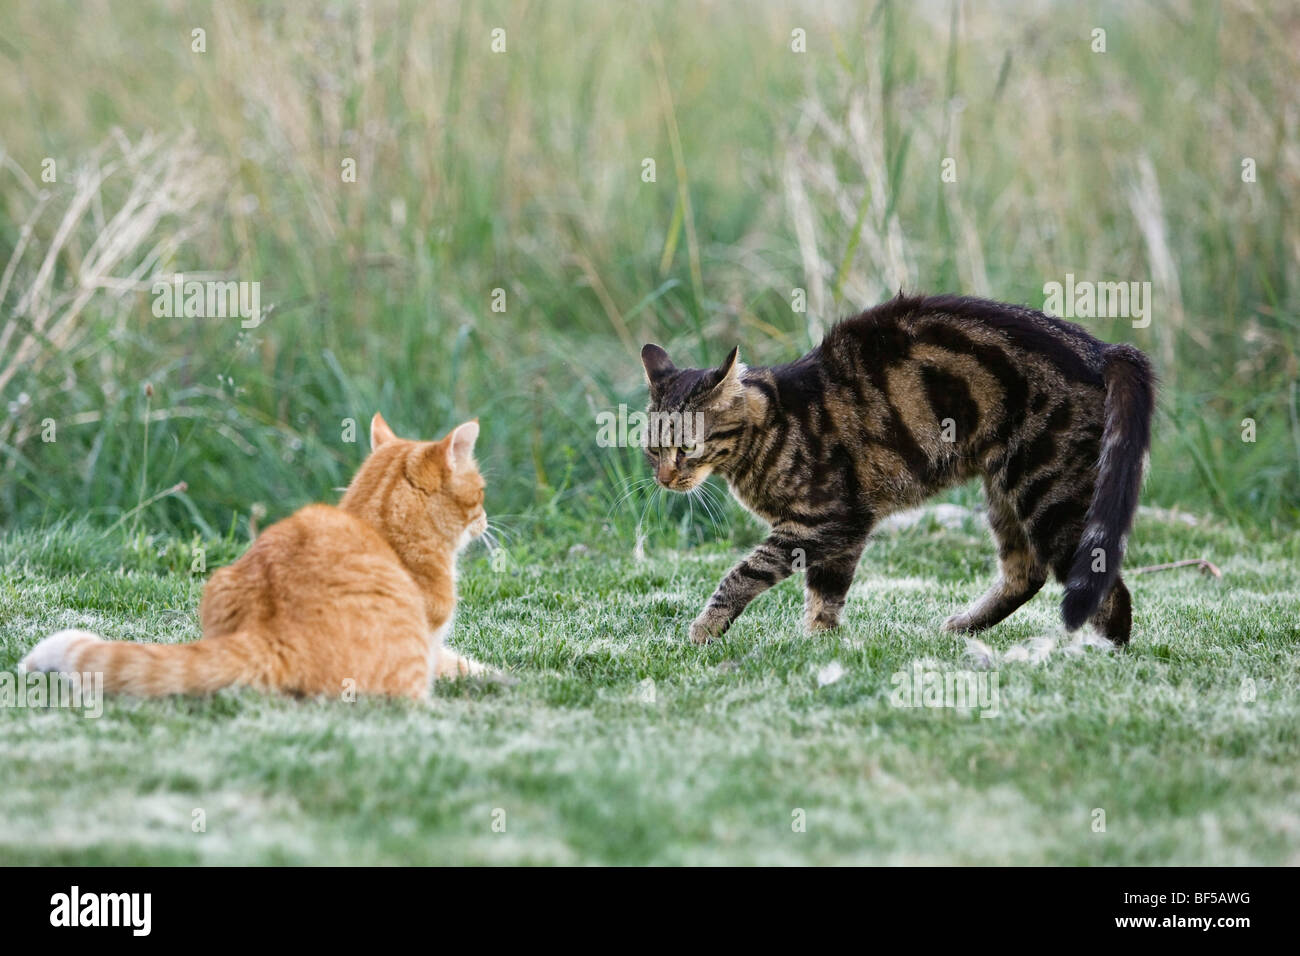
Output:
[
  {"xmin": 436, "ymin": 650, "xmax": 497, "ymax": 680},
  {"xmin": 457, "ymin": 656, "xmax": 490, "ymax": 677},
  {"xmin": 444, "ymin": 657, "xmax": 517, "ymax": 686},
  {"xmin": 805, "ymin": 612, "xmax": 841, "ymax": 634},
  {"xmin": 941, "ymin": 613, "xmax": 974, "ymax": 633},
  {"xmin": 689, "ymin": 609, "xmax": 730, "ymax": 645}
]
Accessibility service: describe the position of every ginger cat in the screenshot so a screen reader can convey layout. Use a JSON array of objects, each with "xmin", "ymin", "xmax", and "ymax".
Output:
[{"xmin": 20, "ymin": 413, "xmax": 490, "ymax": 699}]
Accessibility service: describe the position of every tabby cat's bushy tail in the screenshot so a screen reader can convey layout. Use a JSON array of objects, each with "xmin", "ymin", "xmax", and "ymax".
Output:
[{"xmin": 1061, "ymin": 345, "xmax": 1156, "ymax": 630}]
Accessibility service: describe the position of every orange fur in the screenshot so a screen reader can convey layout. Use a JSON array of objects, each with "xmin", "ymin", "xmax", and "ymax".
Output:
[{"xmin": 21, "ymin": 414, "xmax": 489, "ymax": 699}]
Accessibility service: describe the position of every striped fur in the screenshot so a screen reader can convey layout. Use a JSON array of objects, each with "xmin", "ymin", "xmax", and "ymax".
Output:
[{"xmin": 642, "ymin": 293, "xmax": 1156, "ymax": 645}]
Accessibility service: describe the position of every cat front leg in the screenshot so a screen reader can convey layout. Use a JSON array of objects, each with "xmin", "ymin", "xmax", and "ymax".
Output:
[
  {"xmin": 803, "ymin": 532, "xmax": 869, "ymax": 632},
  {"xmin": 434, "ymin": 645, "xmax": 491, "ymax": 679},
  {"xmin": 428, "ymin": 618, "xmax": 493, "ymax": 680},
  {"xmin": 690, "ymin": 523, "xmax": 811, "ymax": 644}
]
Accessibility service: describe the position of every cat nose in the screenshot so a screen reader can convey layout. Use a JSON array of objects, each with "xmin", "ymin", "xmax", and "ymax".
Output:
[{"xmin": 656, "ymin": 462, "xmax": 675, "ymax": 484}]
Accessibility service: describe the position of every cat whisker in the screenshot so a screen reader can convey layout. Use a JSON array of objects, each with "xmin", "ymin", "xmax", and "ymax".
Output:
[
  {"xmin": 483, "ymin": 520, "xmax": 518, "ymax": 544},
  {"xmin": 469, "ymin": 531, "xmax": 498, "ymax": 555},
  {"xmin": 690, "ymin": 483, "xmax": 726, "ymax": 531},
  {"xmin": 698, "ymin": 480, "xmax": 731, "ymax": 530},
  {"xmin": 608, "ymin": 477, "xmax": 658, "ymax": 516},
  {"xmin": 637, "ymin": 483, "xmax": 664, "ymax": 533}
]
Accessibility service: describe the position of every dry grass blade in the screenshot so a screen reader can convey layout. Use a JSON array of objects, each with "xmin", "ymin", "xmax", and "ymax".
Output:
[{"xmin": 0, "ymin": 132, "xmax": 224, "ymax": 397}]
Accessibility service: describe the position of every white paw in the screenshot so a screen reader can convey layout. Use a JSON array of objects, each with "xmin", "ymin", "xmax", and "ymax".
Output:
[
  {"xmin": 20, "ymin": 629, "xmax": 99, "ymax": 674},
  {"xmin": 436, "ymin": 650, "xmax": 498, "ymax": 680},
  {"xmin": 456, "ymin": 656, "xmax": 494, "ymax": 678}
]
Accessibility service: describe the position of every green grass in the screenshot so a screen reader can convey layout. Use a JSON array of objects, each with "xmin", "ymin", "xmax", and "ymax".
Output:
[
  {"xmin": 1, "ymin": 0, "xmax": 1297, "ymax": 866},
  {"xmin": 2, "ymin": 508, "xmax": 1297, "ymax": 865},
  {"xmin": 1, "ymin": 0, "xmax": 1297, "ymax": 538}
]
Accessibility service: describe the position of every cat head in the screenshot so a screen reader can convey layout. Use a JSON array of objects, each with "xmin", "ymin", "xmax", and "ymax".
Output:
[
  {"xmin": 640, "ymin": 343, "xmax": 749, "ymax": 491},
  {"xmin": 340, "ymin": 413, "xmax": 487, "ymax": 553}
]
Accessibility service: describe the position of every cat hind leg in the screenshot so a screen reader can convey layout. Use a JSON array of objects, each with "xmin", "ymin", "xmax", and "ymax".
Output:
[
  {"xmin": 944, "ymin": 490, "xmax": 1045, "ymax": 633},
  {"xmin": 1086, "ymin": 574, "xmax": 1131, "ymax": 645}
]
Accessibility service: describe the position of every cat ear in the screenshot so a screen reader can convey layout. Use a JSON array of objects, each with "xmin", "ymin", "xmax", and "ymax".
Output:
[
  {"xmin": 641, "ymin": 344, "xmax": 676, "ymax": 385},
  {"xmin": 717, "ymin": 346, "xmax": 740, "ymax": 380},
  {"xmin": 705, "ymin": 347, "xmax": 744, "ymax": 404},
  {"xmin": 370, "ymin": 412, "xmax": 398, "ymax": 450},
  {"xmin": 446, "ymin": 420, "xmax": 479, "ymax": 468}
]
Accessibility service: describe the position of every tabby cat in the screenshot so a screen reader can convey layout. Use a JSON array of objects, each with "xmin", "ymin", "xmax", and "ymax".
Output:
[
  {"xmin": 21, "ymin": 414, "xmax": 490, "ymax": 698},
  {"xmin": 641, "ymin": 293, "xmax": 1155, "ymax": 645}
]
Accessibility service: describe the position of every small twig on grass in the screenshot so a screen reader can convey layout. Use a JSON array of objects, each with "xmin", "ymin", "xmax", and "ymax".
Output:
[{"xmin": 1130, "ymin": 558, "xmax": 1222, "ymax": 578}]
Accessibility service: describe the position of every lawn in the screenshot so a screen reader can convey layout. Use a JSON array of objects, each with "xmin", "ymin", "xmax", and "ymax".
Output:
[
  {"xmin": 0, "ymin": 0, "xmax": 1297, "ymax": 867},
  {"xmin": 2, "ymin": 507, "xmax": 1296, "ymax": 865}
]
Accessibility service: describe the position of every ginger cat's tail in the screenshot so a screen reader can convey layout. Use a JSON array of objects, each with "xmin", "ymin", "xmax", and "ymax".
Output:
[{"xmin": 20, "ymin": 629, "xmax": 261, "ymax": 696}]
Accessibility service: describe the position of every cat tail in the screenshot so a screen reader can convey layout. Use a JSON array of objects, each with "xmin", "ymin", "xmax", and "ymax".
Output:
[
  {"xmin": 19, "ymin": 629, "xmax": 263, "ymax": 696},
  {"xmin": 1061, "ymin": 344, "xmax": 1156, "ymax": 630}
]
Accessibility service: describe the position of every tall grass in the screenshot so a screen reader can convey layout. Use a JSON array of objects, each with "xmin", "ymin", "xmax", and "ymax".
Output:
[{"xmin": 1, "ymin": 0, "xmax": 1296, "ymax": 545}]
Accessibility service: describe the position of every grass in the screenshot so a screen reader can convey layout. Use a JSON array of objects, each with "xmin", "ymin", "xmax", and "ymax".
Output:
[
  {"xmin": 1, "ymin": 507, "xmax": 1297, "ymax": 865},
  {"xmin": 0, "ymin": 0, "xmax": 1297, "ymax": 865},
  {"xmin": 0, "ymin": 0, "xmax": 1297, "ymax": 539}
]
